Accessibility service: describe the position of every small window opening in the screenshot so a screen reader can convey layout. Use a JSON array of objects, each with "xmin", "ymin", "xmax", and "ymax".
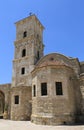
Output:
[
  {"xmin": 22, "ymin": 49, "xmax": 26, "ymax": 57},
  {"xmin": 37, "ymin": 34, "xmax": 39, "ymax": 39},
  {"xmin": 41, "ymin": 83, "xmax": 47, "ymax": 96},
  {"xmin": 56, "ymin": 82, "xmax": 63, "ymax": 95},
  {"xmin": 15, "ymin": 95, "xmax": 19, "ymax": 104},
  {"xmin": 21, "ymin": 67, "xmax": 25, "ymax": 75},
  {"xmin": 23, "ymin": 31, "xmax": 27, "ymax": 38},
  {"xmin": 33, "ymin": 85, "xmax": 36, "ymax": 97},
  {"xmin": 63, "ymin": 121, "xmax": 66, "ymax": 125},
  {"xmin": 50, "ymin": 57, "xmax": 54, "ymax": 61},
  {"xmin": 37, "ymin": 51, "xmax": 40, "ymax": 60}
]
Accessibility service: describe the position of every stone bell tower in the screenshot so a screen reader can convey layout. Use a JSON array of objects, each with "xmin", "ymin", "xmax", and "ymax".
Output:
[
  {"xmin": 12, "ymin": 14, "xmax": 44, "ymax": 87},
  {"xmin": 11, "ymin": 15, "xmax": 44, "ymax": 120}
]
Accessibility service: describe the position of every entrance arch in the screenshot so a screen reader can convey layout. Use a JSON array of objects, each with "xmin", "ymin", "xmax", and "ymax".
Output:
[{"xmin": 0, "ymin": 91, "xmax": 5, "ymax": 117}]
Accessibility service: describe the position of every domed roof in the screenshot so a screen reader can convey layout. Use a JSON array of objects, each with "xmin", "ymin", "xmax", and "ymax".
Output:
[{"xmin": 35, "ymin": 53, "xmax": 73, "ymax": 69}]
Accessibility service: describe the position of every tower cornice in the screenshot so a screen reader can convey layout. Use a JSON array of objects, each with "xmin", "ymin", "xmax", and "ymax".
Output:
[{"xmin": 15, "ymin": 14, "xmax": 44, "ymax": 30}]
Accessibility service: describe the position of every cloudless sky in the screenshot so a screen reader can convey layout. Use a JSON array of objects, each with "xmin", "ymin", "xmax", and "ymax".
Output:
[{"xmin": 0, "ymin": 0, "xmax": 84, "ymax": 84}]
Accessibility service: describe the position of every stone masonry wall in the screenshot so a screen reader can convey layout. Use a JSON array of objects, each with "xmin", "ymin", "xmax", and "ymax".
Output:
[
  {"xmin": 31, "ymin": 66, "xmax": 78, "ymax": 125},
  {"xmin": 11, "ymin": 86, "xmax": 32, "ymax": 120}
]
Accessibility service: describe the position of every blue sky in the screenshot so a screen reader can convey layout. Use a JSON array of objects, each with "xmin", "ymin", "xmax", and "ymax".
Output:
[{"xmin": 0, "ymin": 0, "xmax": 84, "ymax": 84}]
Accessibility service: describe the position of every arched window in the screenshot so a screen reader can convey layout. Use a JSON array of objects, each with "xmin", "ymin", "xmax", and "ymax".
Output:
[
  {"xmin": 23, "ymin": 31, "xmax": 27, "ymax": 38},
  {"xmin": 22, "ymin": 49, "xmax": 26, "ymax": 57},
  {"xmin": 21, "ymin": 67, "xmax": 25, "ymax": 75}
]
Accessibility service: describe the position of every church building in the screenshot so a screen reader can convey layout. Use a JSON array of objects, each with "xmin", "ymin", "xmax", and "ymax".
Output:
[{"xmin": 0, "ymin": 15, "xmax": 84, "ymax": 125}]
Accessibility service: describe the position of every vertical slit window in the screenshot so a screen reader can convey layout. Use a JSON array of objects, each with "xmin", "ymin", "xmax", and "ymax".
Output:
[
  {"xmin": 37, "ymin": 51, "xmax": 40, "ymax": 60},
  {"xmin": 33, "ymin": 85, "xmax": 36, "ymax": 97}
]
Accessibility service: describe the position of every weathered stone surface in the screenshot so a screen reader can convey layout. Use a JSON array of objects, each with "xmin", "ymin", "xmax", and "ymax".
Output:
[
  {"xmin": 31, "ymin": 60, "xmax": 81, "ymax": 125},
  {"xmin": 0, "ymin": 15, "xmax": 84, "ymax": 125},
  {"xmin": 10, "ymin": 86, "xmax": 32, "ymax": 120}
]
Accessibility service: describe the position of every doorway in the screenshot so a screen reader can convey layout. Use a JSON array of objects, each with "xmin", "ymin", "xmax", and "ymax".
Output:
[{"xmin": 0, "ymin": 91, "xmax": 5, "ymax": 118}]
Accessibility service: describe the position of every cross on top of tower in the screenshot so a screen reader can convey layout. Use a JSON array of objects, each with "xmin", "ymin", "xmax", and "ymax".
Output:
[{"xmin": 29, "ymin": 12, "xmax": 32, "ymax": 16}]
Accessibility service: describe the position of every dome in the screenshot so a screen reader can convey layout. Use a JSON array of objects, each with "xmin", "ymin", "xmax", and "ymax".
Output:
[{"xmin": 35, "ymin": 53, "xmax": 73, "ymax": 69}]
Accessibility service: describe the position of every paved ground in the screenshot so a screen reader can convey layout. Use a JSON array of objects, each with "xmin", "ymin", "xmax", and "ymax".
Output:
[{"xmin": 0, "ymin": 120, "xmax": 84, "ymax": 130}]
